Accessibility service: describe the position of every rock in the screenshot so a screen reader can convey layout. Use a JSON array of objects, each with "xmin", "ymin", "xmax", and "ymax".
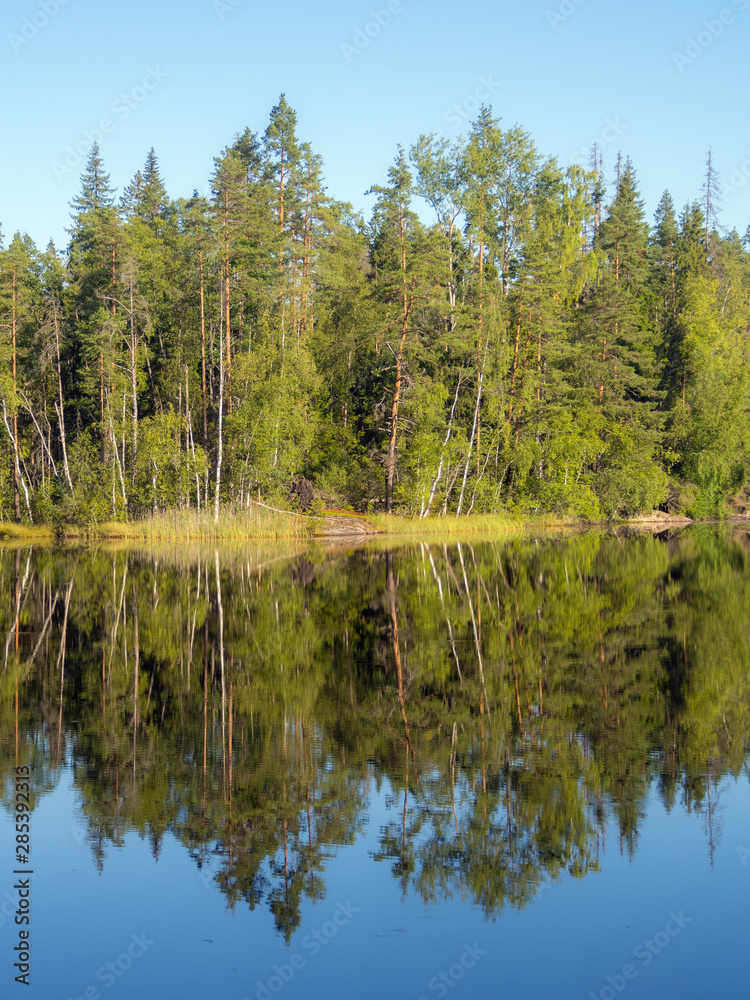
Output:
[
  {"xmin": 317, "ymin": 515, "xmax": 379, "ymax": 537},
  {"xmin": 289, "ymin": 476, "xmax": 314, "ymax": 512},
  {"xmin": 628, "ymin": 510, "xmax": 692, "ymax": 524}
]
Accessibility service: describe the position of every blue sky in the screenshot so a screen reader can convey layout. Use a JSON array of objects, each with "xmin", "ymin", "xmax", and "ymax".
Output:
[{"xmin": 2, "ymin": 0, "xmax": 749, "ymax": 251}]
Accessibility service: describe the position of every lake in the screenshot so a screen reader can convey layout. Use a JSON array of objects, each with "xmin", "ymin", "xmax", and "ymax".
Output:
[{"xmin": 1, "ymin": 526, "xmax": 749, "ymax": 999}]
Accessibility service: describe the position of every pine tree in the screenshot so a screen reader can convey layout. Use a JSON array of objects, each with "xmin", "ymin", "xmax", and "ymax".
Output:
[
  {"xmin": 457, "ymin": 107, "xmax": 502, "ymax": 506},
  {"xmin": 223, "ymin": 105, "xmax": 326, "ymax": 505},
  {"xmin": 296, "ymin": 141, "xmax": 327, "ymax": 341},
  {"xmin": 211, "ymin": 142, "xmax": 252, "ymax": 412},
  {"xmin": 366, "ymin": 147, "xmax": 444, "ymax": 512},
  {"xmin": 38, "ymin": 241, "xmax": 74, "ymax": 494},
  {"xmin": 264, "ymin": 94, "xmax": 301, "ymax": 275},
  {"xmin": 179, "ymin": 191, "xmax": 215, "ymax": 470},
  {"xmin": 308, "ymin": 200, "xmax": 371, "ymax": 504}
]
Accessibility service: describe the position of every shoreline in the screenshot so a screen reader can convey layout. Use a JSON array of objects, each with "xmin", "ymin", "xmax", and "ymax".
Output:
[{"xmin": 1, "ymin": 508, "xmax": 748, "ymax": 545}]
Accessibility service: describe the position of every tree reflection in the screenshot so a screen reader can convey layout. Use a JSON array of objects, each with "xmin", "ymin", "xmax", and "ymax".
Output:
[{"xmin": 1, "ymin": 528, "xmax": 749, "ymax": 934}]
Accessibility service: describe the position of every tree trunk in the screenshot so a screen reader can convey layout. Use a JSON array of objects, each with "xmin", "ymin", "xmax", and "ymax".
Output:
[
  {"xmin": 422, "ymin": 374, "xmax": 463, "ymax": 518},
  {"xmin": 214, "ymin": 314, "xmax": 224, "ymax": 524},
  {"xmin": 507, "ymin": 285, "xmax": 525, "ymax": 429},
  {"xmin": 223, "ymin": 189, "xmax": 232, "ymax": 415},
  {"xmin": 100, "ymin": 331, "xmax": 106, "ymax": 464},
  {"xmin": 52, "ymin": 299, "xmax": 73, "ymax": 492},
  {"xmin": 385, "ymin": 196, "xmax": 413, "ymax": 515},
  {"xmin": 129, "ymin": 275, "xmax": 138, "ymax": 484},
  {"xmin": 385, "ymin": 295, "xmax": 413, "ymax": 514},
  {"xmin": 457, "ymin": 332, "xmax": 491, "ymax": 516},
  {"xmin": 10, "ymin": 267, "xmax": 21, "ymax": 521},
  {"xmin": 2, "ymin": 399, "xmax": 32, "ymax": 523}
]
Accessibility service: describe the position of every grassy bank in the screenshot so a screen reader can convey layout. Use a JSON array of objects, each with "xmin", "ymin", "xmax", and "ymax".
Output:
[
  {"xmin": 0, "ymin": 508, "xmax": 630, "ymax": 545},
  {"xmin": 90, "ymin": 506, "xmax": 313, "ymax": 541},
  {"xmin": 1, "ymin": 505, "xmax": 312, "ymax": 543},
  {"xmin": 84, "ymin": 510, "xmax": 529, "ymax": 541},
  {"xmin": 0, "ymin": 522, "xmax": 57, "ymax": 542},
  {"xmin": 367, "ymin": 512, "xmax": 577, "ymax": 537}
]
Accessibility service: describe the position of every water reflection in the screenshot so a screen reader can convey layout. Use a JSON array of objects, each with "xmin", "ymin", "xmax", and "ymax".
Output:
[{"xmin": 1, "ymin": 528, "xmax": 749, "ymax": 938}]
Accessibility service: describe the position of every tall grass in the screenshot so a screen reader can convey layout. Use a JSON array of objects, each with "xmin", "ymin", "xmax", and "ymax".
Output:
[
  {"xmin": 0, "ymin": 522, "xmax": 56, "ymax": 542},
  {"xmin": 0, "ymin": 507, "xmax": 585, "ymax": 547},
  {"xmin": 368, "ymin": 513, "xmax": 523, "ymax": 537},
  {"xmin": 86, "ymin": 505, "xmax": 313, "ymax": 542}
]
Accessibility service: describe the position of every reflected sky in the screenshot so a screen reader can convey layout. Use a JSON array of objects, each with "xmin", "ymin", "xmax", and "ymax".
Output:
[{"xmin": 1, "ymin": 768, "xmax": 748, "ymax": 1000}]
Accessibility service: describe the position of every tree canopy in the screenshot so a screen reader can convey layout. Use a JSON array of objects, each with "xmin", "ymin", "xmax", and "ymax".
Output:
[{"xmin": 1, "ymin": 99, "xmax": 748, "ymax": 523}]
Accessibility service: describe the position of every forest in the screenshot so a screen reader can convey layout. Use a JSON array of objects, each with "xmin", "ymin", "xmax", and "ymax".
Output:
[{"xmin": 1, "ymin": 95, "xmax": 748, "ymax": 525}]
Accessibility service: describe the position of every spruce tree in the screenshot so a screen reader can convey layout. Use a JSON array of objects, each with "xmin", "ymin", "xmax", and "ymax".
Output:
[
  {"xmin": 506, "ymin": 160, "xmax": 597, "ymax": 515},
  {"xmin": 66, "ymin": 144, "xmax": 124, "ymax": 462},
  {"xmin": 580, "ymin": 159, "xmax": 667, "ymax": 514}
]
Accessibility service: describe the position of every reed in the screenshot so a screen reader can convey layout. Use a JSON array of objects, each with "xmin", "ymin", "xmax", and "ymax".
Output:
[
  {"xmin": 79, "ymin": 505, "xmax": 313, "ymax": 542},
  {"xmin": 0, "ymin": 522, "xmax": 56, "ymax": 542},
  {"xmin": 0, "ymin": 508, "xmax": 584, "ymax": 547},
  {"xmin": 368, "ymin": 513, "xmax": 523, "ymax": 538}
]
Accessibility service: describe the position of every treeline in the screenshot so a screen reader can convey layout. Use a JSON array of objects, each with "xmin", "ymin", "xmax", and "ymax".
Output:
[{"xmin": 1, "ymin": 96, "xmax": 748, "ymax": 523}]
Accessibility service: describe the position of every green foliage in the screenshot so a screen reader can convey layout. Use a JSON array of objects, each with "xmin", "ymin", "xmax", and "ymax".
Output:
[{"xmin": 0, "ymin": 104, "xmax": 748, "ymax": 524}]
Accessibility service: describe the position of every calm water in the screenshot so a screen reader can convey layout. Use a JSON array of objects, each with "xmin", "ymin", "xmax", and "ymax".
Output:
[{"xmin": 1, "ymin": 527, "xmax": 749, "ymax": 999}]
